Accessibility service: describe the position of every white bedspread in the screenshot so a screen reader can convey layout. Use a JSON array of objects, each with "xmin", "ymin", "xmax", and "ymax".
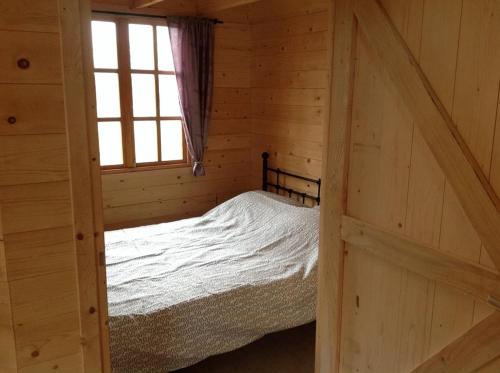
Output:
[{"xmin": 105, "ymin": 191, "xmax": 319, "ymax": 372}]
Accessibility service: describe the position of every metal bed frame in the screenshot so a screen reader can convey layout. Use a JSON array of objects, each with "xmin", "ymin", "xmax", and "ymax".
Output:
[{"xmin": 261, "ymin": 152, "xmax": 321, "ymax": 205}]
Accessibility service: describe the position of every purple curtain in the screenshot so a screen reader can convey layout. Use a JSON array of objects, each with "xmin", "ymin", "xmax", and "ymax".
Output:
[{"xmin": 168, "ymin": 17, "xmax": 215, "ymax": 177}]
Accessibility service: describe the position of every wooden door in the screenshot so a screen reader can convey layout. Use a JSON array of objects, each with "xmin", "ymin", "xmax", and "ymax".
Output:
[{"xmin": 316, "ymin": 0, "xmax": 500, "ymax": 372}]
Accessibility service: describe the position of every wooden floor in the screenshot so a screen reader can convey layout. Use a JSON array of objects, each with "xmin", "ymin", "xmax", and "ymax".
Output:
[{"xmin": 176, "ymin": 323, "xmax": 316, "ymax": 373}]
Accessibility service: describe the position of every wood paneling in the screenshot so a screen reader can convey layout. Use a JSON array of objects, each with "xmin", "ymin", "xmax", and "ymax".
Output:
[
  {"xmin": 249, "ymin": 0, "xmax": 330, "ymax": 194},
  {"xmin": 0, "ymin": 0, "xmax": 104, "ymax": 371},
  {"xmin": 0, "ymin": 0, "xmax": 59, "ymax": 33},
  {"xmin": 93, "ymin": 0, "xmax": 196, "ymax": 15},
  {"xmin": 319, "ymin": 0, "xmax": 500, "ymax": 372},
  {"xmin": 412, "ymin": 312, "xmax": 500, "ymax": 373},
  {"xmin": 0, "ymin": 209, "xmax": 18, "ymax": 372},
  {"xmin": 96, "ymin": 3, "xmax": 254, "ymax": 228},
  {"xmin": 0, "ymin": 31, "xmax": 62, "ymax": 84}
]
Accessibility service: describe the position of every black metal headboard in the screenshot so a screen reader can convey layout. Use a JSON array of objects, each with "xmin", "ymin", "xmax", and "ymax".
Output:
[{"xmin": 262, "ymin": 152, "xmax": 321, "ymax": 205}]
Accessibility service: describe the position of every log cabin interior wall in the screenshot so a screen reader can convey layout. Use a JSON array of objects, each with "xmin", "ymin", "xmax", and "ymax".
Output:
[
  {"xmin": 248, "ymin": 0, "xmax": 331, "ymax": 198},
  {"xmin": 97, "ymin": 0, "xmax": 331, "ymax": 228},
  {"xmin": 96, "ymin": 0, "xmax": 254, "ymax": 229},
  {"xmin": 318, "ymin": 0, "xmax": 500, "ymax": 371},
  {"xmin": 0, "ymin": 0, "xmax": 103, "ymax": 371}
]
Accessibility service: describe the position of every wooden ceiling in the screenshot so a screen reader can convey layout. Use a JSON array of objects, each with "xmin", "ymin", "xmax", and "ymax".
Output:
[{"xmin": 133, "ymin": 0, "xmax": 261, "ymax": 13}]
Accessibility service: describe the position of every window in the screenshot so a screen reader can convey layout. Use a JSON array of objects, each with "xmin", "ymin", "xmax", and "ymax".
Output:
[{"xmin": 91, "ymin": 17, "xmax": 187, "ymax": 171}]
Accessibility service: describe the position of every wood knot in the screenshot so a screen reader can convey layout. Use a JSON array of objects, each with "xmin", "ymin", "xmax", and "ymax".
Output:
[
  {"xmin": 89, "ymin": 306, "xmax": 96, "ymax": 314},
  {"xmin": 17, "ymin": 58, "xmax": 30, "ymax": 69},
  {"xmin": 31, "ymin": 350, "xmax": 40, "ymax": 358},
  {"xmin": 7, "ymin": 116, "xmax": 16, "ymax": 124},
  {"xmin": 76, "ymin": 233, "xmax": 84, "ymax": 241}
]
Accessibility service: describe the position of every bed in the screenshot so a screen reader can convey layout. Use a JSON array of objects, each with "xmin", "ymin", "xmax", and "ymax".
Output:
[{"xmin": 105, "ymin": 153, "xmax": 321, "ymax": 372}]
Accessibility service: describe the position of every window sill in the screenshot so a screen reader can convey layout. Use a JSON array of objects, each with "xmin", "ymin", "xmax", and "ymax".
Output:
[{"xmin": 101, "ymin": 162, "xmax": 191, "ymax": 175}]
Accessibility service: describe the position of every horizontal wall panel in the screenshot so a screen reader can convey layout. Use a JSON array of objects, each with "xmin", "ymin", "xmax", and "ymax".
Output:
[
  {"xmin": 207, "ymin": 134, "xmax": 252, "ymax": 150},
  {"xmin": 10, "ymin": 271, "xmax": 78, "ymax": 324},
  {"xmin": 252, "ymin": 103, "xmax": 325, "ymax": 125},
  {"xmin": 252, "ymin": 31, "xmax": 328, "ymax": 56},
  {"xmin": 0, "ymin": 84, "xmax": 66, "ymax": 135},
  {"xmin": 4, "ymin": 226, "xmax": 75, "ymax": 281},
  {"xmin": 103, "ymin": 176, "xmax": 250, "ymax": 208},
  {"xmin": 251, "ymin": 70, "xmax": 329, "ymax": 89},
  {"xmin": 254, "ymin": 135, "xmax": 323, "ymax": 161},
  {"xmin": 0, "ymin": 31, "xmax": 62, "ymax": 84},
  {"xmin": 104, "ymin": 194, "xmax": 217, "ymax": 226},
  {"xmin": 0, "ymin": 0, "xmax": 59, "ymax": 33},
  {"xmin": 17, "ymin": 353, "xmax": 82, "ymax": 373},
  {"xmin": 253, "ymin": 50, "xmax": 329, "ymax": 71},
  {"xmin": 14, "ymin": 310, "xmax": 81, "ymax": 368},
  {"xmin": 214, "ymin": 49, "xmax": 251, "ymax": 70},
  {"xmin": 212, "ymin": 103, "xmax": 250, "ymax": 120},
  {"xmin": 0, "ymin": 135, "xmax": 69, "ymax": 186},
  {"xmin": 209, "ymin": 119, "xmax": 251, "ymax": 135},
  {"xmin": 213, "ymin": 88, "xmax": 250, "ymax": 104},
  {"xmin": 214, "ymin": 70, "xmax": 251, "ymax": 88},
  {"xmin": 102, "ymin": 162, "xmax": 251, "ymax": 192},
  {"xmin": 251, "ymin": 11, "xmax": 328, "ymax": 40},
  {"xmin": 253, "ymin": 120, "xmax": 324, "ymax": 143},
  {"xmin": 249, "ymin": 0, "xmax": 330, "ymax": 23},
  {"xmin": 0, "ymin": 181, "xmax": 72, "ymax": 234},
  {"xmin": 251, "ymin": 88, "xmax": 326, "ymax": 106}
]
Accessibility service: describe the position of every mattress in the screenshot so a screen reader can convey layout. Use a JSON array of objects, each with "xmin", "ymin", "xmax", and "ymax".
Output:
[{"xmin": 105, "ymin": 191, "xmax": 319, "ymax": 372}]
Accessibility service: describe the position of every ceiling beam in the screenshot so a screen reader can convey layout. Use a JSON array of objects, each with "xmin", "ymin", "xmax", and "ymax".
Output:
[
  {"xmin": 197, "ymin": 0, "xmax": 261, "ymax": 13},
  {"xmin": 133, "ymin": 0, "xmax": 166, "ymax": 9},
  {"xmin": 353, "ymin": 0, "xmax": 500, "ymax": 273}
]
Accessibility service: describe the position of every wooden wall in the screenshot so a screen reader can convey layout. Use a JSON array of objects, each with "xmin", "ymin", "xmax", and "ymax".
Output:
[
  {"xmin": 323, "ymin": 0, "xmax": 500, "ymax": 371},
  {"xmin": 99, "ymin": 0, "xmax": 333, "ymax": 228},
  {"xmin": 94, "ymin": 0, "xmax": 254, "ymax": 229},
  {"xmin": 0, "ymin": 0, "xmax": 102, "ymax": 371},
  {"xmin": 0, "ymin": 206, "xmax": 17, "ymax": 372},
  {"xmin": 248, "ymin": 0, "xmax": 331, "ymax": 196}
]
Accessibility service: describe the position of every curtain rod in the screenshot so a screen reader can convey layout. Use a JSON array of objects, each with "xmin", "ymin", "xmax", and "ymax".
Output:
[{"xmin": 92, "ymin": 10, "xmax": 223, "ymax": 24}]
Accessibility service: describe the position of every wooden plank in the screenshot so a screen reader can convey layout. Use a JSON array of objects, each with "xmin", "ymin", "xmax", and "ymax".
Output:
[
  {"xmin": 341, "ymin": 215, "xmax": 500, "ymax": 306},
  {"xmin": 249, "ymin": 0, "xmax": 329, "ymax": 23},
  {"xmin": 416, "ymin": 0, "xmax": 475, "ymax": 358},
  {"xmin": 0, "ymin": 281, "xmax": 17, "ymax": 372},
  {"xmin": 58, "ymin": 0, "xmax": 107, "ymax": 371},
  {"xmin": 133, "ymin": 0, "xmax": 166, "ymax": 8},
  {"xmin": 251, "ymin": 12, "xmax": 329, "ymax": 40},
  {"xmin": 198, "ymin": 0, "xmax": 261, "ymax": 13},
  {"xmin": 412, "ymin": 312, "xmax": 500, "ymax": 373},
  {"xmin": 0, "ymin": 134, "xmax": 69, "ymax": 186},
  {"xmin": 0, "ymin": 0, "xmax": 58, "ymax": 33},
  {"xmin": 353, "ymin": 0, "xmax": 500, "ymax": 272},
  {"xmin": 0, "ymin": 31, "xmax": 62, "ymax": 84},
  {"xmin": 479, "ymin": 356, "xmax": 500, "ymax": 373},
  {"xmin": 10, "ymin": 271, "xmax": 80, "ymax": 367},
  {"xmin": 315, "ymin": 0, "xmax": 353, "ymax": 371},
  {"xmin": 0, "ymin": 84, "xmax": 66, "ymax": 136},
  {"xmin": 4, "ymin": 227, "xmax": 75, "ymax": 281},
  {"xmin": 0, "ymin": 181, "xmax": 72, "ymax": 235}
]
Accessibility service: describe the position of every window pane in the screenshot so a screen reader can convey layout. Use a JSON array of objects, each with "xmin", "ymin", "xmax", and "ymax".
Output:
[
  {"xmin": 134, "ymin": 121, "xmax": 158, "ymax": 163},
  {"xmin": 91, "ymin": 21, "xmax": 118, "ymax": 69},
  {"xmin": 98, "ymin": 122, "xmax": 123, "ymax": 166},
  {"xmin": 157, "ymin": 26, "xmax": 175, "ymax": 71},
  {"xmin": 129, "ymin": 24, "xmax": 155, "ymax": 70},
  {"xmin": 132, "ymin": 74, "xmax": 156, "ymax": 117},
  {"xmin": 95, "ymin": 73, "xmax": 121, "ymax": 118},
  {"xmin": 161, "ymin": 120, "xmax": 183, "ymax": 161},
  {"xmin": 159, "ymin": 75, "xmax": 181, "ymax": 117}
]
